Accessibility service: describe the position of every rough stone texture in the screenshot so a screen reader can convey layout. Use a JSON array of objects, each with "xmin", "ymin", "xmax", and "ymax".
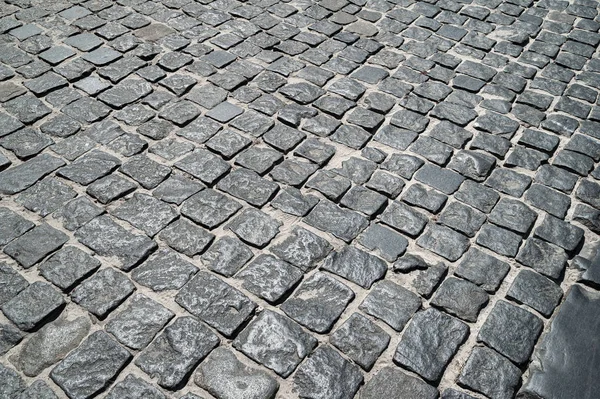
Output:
[
  {"xmin": 360, "ymin": 366, "xmax": 438, "ymax": 399},
  {"xmin": 394, "ymin": 308, "xmax": 469, "ymax": 382},
  {"xmin": 478, "ymin": 300, "xmax": 543, "ymax": 365},
  {"xmin": 330, "ymin": 313, "xmax": 390, "ymax": 371},
  {"xmin": 458, "ymin": 346, "xmax": 521, "ymax": 399},
  {"xmin": 50, "ymin": 331, "xmax": 132, "ymax": 399},
  {"xmin": 135, "ymin": 316, "xmax": 219, "ymax": 389},
  {"xmin": 70, "ymin": 268, "xmax": 135, "ymax": 319},
  {"xmin": 12, "ymin": 315, "xmax": 90, "ymax": 377},
  {"xmin": 233, "ymin": 310, "xmax": 317, "ymax": 377},
  {"xmin": 195, "ymin": 348, "xmax": 279, "ymax": 399},
  {"xmin": 281, "ymin": 272, "xmax": 354, "ymax": 333},
  {"xmin": 520, "ymin": 285, "xmax": 600, "ymax": 399},
  {"xmin": 322, "ymin": 246, "xmax": 387, "ymax": 289},
  {"xmin": 75, "ymin": 215, "xmax": 157, "ymax": 271},
  {"xmin": 106, "ymin": 294, "xmax": 174, "ymax": 350},
  {"xmin": 105, "ymin": 375, "xmax": 166, "ymax": 399},
  {"xmin": 360, "ymin": 280, "xmax": 421, "ymax": 331},
  {"xmin": 294, "ymin": 346, "xmax": 363, "ymax": 399},
  {"xmin": 0, "ymin": 1, "xmax": 599, "ymax": 397},
  {"xmin": 176, "ymin": 272, "xmax": 256, "ymax": 337},
  {"xmin": 2, "ymin": 282, "xmax": 65, "ymax": 331}
]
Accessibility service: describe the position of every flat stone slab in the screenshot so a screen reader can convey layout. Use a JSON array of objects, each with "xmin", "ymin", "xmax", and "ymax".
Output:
[
  {"xmin": 519, "ymin": 285, "xmax": 600, "ymax": 399},
  {"xmin": 75, "ymin": 215, "xmax": 157, "ymax": 271},
  {"xmin": 176, "ymin": 272, "xmax": 256, "ymax": 337},
  {"xmin": 136, "ymin": 316, "xmax": 219, "ymax": 389},
  {"xmin": 233, "ymin": 309, "xmax": 317, "ymax": 377},
  {"xmin": 195, "ymin": 348, "xmax": 279, "ymax": 399},
  {"xmin": 50, "ymin": 331, "xmax": 132, "ymax": 399}
]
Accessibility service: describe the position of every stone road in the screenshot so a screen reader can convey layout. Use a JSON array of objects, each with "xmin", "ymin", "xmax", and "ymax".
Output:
[{"xmin": 0, "ymin": 0, "xmax": 599, "ymax": 398}]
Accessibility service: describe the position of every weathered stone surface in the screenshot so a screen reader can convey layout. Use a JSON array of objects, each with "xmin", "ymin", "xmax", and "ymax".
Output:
[
  {"xmin": 0, "ymin": 154, "xmax": 65, "ymax": 195},
  {"xmin": 132, "ymin": 249, "xmax": 197, "ymax": 291},
  {"xmin": 75, "ymin": 215, "xmax": 157, "ymax": 270},
  {"xmin": 17, "ymin": 380, "xmax": 59, "ymax": 399},
  {"xmin": 195, "ymin": 348, "xmax": 279, "ymax": 399},
  {"xmin": 322, "ymin": 246, "xmax": 387, "ymax": 288},
  {"xmin": 458, "ymin": 346, "xmax": 521, "ymax": 399},
  {"xmin": 270, "ymin": 227, "xmax": 332, "ymax": 271},
  {"xmin": 394, "ymin": 308, "xmax": 469, "ymax": 382},
  {"xmin": 136, "ymin": 316, "xmax": 219, "ymax": 389},
  {"xmin": 281, "ymin": 272, "xmax": 354, "ymax": 333},
  {"xmin": 0, "ymin": 363, "xmax": 26, "ymax": 399},
  {"xmin": 57, "ymin": 150, "xmax": 121, "ymax": 185},
  {"xmin": 13, "ymin": 315, "xmax": 90, "ymax": 376},
  {"xmin": 0, "ymin": 207, "xmax": 34, "ymax": 246},
  {"xmin": 431, "ymin": 277, "xmax": 488, "ymax": 322},
  {"xmin": 360, "ymin": 366, "xmax": 438, "ymax": 399},
  {"xmin": 106, "ymin": 294, "xmax": 174, "ymax": 350},
  {"xmin": 294, "ymin": 346, "xmax": 363, "ymax": 399},
  {"xmin": 3, "ymin": 223, "xmax": 68, "ymax": 269},
  {"xmin": 233, "ymin": 310, "xmax": 317, "ymax": 377},
  {"xmin": 71, "ymin": 268, "xmax": 134, "ymax": 319},
  {"xmin": 360, "ymin": 280, "xmax": 421, "ymax": 331},
  {"xmin": 176, "ymin": 272, "xmax": 256, "ymax": 337},
  {"xmin": 51, "ymin": 331, "xmax": 131, "ymax": 399},
  {"xmin": 112, "ymin": 193, "xmax": 178, "ymax": 237},
  {"xmin": 330, "ymin": 312, "xmax": 390, "ymax": 371},
  {"xmin": 417, "ymin": 224, "xmax": 470, "ymax": 262},
  {"xmin": 455, "ymin": 248, "xmax": 510, "ymax": 292},
  {"xmin": 507, "ymin": 270, "xmax": 563, "ymax": 317},
  {"xmin": 2, "ymin": 282, "xmax": 64, "ymax": 331},
  {"xmin": 39, "ymin": 246, "xmax": 100, "ymax": 292},
  {"xmin": 519, "ymin": 285, "xmax": 600, "ymax": 399},
  {"xmin": 227, "ymin": 208, "xmax": 281, "ymax": 248},
  {"xmin": 105, "ymin": 375, "xmax": 165, "ymax": 399},
  {"xmin": 478, "ymin": 300, "xmax": 543, "ymax": 365},
  {"xmin": 0, "ymin": 322, "xmax": 23, "ymax": 356},
  {"xmin": 181, "ymin": 189, "xmax": 241, "ymax": 229},
  {"xmin": 304, "ymin": 200, "xmax": 369, "ymax": 242}
]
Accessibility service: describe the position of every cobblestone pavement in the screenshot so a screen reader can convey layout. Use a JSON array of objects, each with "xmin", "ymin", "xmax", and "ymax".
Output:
[{"xmin": 1, "ymin": 0, "xmax": 600, "ymax": 398}]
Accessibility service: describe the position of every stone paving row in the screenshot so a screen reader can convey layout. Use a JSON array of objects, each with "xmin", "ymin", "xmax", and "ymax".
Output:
[{"xmin": 0, "ymin": 0, "xmax": 600, "ymax": 398}]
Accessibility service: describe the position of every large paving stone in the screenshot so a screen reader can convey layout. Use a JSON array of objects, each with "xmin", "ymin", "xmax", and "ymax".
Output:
[
  {"xmin": 236, "ymin": 255, "xmax": 303, "ymax": 304},
  {"xmin": 39, "ymin": 246, "xmax": 101, "ymax": 292},
  {"xmin": 136, "ymin": 316, "xmax": 219, "ymax": 389},
  {"xmin": 394, "ymin": 308, "xmax": 469, "ymax": 382},
  {"xmin": 195, "ymin": 348, "xmax": 279, "ymax": 399},
  {"xmin": 233, "ymin": 309, "xmax": 317, "ymax": 377},
  {"xmin": 50, "ymin": 331, "xmax": 132, "ymax": 399},
  {"xmin": 519, "ymin": 285, "xmax": 600, "ymax": 399},
  {"xmin": 0, "ymin": 207, "xmax": 34, "ymax": 246}
]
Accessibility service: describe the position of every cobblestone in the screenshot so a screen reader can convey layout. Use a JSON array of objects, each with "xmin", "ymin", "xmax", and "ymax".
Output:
[{"xmin": 1, "ymin": 1, "xmax": 599, "ymax": 397}]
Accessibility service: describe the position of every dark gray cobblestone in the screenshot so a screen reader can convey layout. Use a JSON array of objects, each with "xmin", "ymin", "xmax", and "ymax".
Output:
[{"xmin": 1, "ymin": 0, "xmax": 600, "ymax": 397}]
